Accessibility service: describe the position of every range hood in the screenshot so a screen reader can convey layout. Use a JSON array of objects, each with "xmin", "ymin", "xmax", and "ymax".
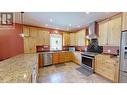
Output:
[{"xmin": 86, "ymin": 22, "xmax": 97, "ymax": 39}]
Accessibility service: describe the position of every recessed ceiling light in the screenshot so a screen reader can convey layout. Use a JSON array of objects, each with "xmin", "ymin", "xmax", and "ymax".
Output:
[
  {"xmin": 86, "ymin": 12, "xmax": 90, "ymax": 14},
  {"xmin": 55, "ymin": 31, "xmax": 58, "ymax": 33},
  {"xmin": 56, "ymin": 27, "xmax": 59, "ymax": 29},
  {"xmin": 69, "ymin": 24, "xmax": 72, "ymax": 27},
  {"xmin": 45, "ymin": 24, "xmax": 48, "ymax": 27},
  {"xmin": 67, "ymin": 28, "xmax": 69, "ymax": 31},
  {"xmin": 77, "ymin": 25, "xmax": 80, "ymax": 28},
  {"xmin": 50, "ymin": 18, "xmax": 53, "ymax": 22}
]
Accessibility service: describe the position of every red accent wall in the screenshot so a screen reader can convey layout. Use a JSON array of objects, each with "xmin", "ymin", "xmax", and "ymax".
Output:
[{"xmin": 0, "ymin": 23, "xmax": 24, "ymax": 61}]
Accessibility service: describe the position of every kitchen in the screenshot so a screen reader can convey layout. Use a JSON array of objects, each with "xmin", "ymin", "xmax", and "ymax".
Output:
[{"xmin": 0, "ymin": 12, "xmax": 127, "ymax": 83}]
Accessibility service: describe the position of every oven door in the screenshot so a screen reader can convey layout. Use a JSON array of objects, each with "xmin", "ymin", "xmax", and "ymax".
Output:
[{"xmin": 81, "ymin": 55, "xmax": 94, "ymax": 72}]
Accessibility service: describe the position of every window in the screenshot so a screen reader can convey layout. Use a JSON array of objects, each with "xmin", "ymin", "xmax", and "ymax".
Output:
[{"xmin": 50, "ymin": 34, "xmax": 62, "ymax": 51}]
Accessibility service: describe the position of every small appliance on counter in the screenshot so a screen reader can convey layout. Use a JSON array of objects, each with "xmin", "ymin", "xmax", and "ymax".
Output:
[{"xmin": 69, "ymin": 47, "xmax": 75, "ymax": 52}]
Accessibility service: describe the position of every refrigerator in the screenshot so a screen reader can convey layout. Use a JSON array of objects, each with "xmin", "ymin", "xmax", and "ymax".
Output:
[{"xmin": 120, "ymin": 31, "xmax": 127, "ymax": 83}]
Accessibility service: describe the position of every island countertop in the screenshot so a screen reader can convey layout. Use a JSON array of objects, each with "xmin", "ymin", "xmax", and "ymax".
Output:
[{"xmin": 0, "ymin": 54, "xmax": 38, "ymax": 83}]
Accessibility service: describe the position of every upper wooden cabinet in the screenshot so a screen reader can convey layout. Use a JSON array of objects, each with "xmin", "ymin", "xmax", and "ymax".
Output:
[
  {"xmin": 63, "ymin": 32, "xmax": 70, "ymax": 46},
  {"xmin": 70, "ymin": 33, "xmax": 76, "ymax": 46},
  {"xmin": 98, "ymin": 20, "xmax": 109, "ymax": 46},
  {"xmin": 108, "ymin": 15, "xmax": 122, "ymax": 46},
  {"xmin": 76, "ymin": 29, "xmax": 86, "ymax": 46},
  {"xmin": 23, "ymin": 26, "xmax": 30, "ymax": 37},
  {"xmin": 23, "ymin": 26, "xmax": 50, "ymax": 53},
  {"xmin": 43, "ymin": 31, "xmax": 50, "ymax": 45},
  {"xmin": 122, "ymin": 12, "xmax": 127, "ymax": 31},
  {"xmin": 98, "ymin": 14, "xmax": 122, "ymax": 46},
  {"xmin": 70, "ymin": 29, "xmax": 86, "ymax": 46},
  {"xmin": 29, "ymin": 27, "xmax": 38, "ymax": 38}
]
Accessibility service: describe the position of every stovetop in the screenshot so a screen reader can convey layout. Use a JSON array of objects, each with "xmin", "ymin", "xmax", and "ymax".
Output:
[{"xmin": 81, "ymin": 52, "xmax": 99, "ymax": 57}]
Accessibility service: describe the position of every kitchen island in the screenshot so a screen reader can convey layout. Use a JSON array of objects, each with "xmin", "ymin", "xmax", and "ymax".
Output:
[{"xmin": 0, "ymin": 54, "xmax": 38, "ymax": 83}]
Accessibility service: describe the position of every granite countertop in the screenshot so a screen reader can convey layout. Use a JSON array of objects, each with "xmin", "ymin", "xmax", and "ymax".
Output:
[
  {"xmin": 38, "ymin": 50, "xmax": 83, "ymax": 54},
  {"xmin": 0, "ymin": 54, "xmax": 37, "ymax": 83}
]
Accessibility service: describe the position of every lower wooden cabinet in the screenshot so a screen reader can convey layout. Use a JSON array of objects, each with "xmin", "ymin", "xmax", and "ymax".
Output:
[
  {"xmin": 38, "ymin": 53, "xmax": 44, "ymax": 68},
  {"xmin": 52, "ymin": 52, "xmax": 74, "ymax": 64},
  {"xmin": 72, "ymin": 52, "xmax": 81, "ymax": 65},
  {"xmin": 52, "ymin": 53, "xmax": 59, "ymax": 64},
  {"xmin": 95, "ymin": 54, "xmax": 119, "ymax": 82}
]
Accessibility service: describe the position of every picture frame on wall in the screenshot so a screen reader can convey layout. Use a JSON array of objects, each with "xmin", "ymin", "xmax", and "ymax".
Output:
[{"xmin": 0, "ymin": 13, "xmax": 13, "ymax": 25}]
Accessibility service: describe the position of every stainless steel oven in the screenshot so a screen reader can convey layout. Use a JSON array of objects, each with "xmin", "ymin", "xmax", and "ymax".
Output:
[{"xmin": 81, "ymin": 53, "xmax": 96, "ymax": 72}]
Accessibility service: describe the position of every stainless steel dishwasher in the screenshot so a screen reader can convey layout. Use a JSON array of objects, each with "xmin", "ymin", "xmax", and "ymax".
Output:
[{"xmin": 43, "ymin": 53, "xmax": 52, "ymax": 66}]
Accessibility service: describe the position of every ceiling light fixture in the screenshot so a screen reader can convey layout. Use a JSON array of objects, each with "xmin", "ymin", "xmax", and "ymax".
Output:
[
  {"xmin": 86, "ymin": 12, "xmax": 90, "ymax": 14},
  {"xmin": 67, "ymin": 28, "xmax": 69, "ymax": 31},
  {"xmin": 50, "ymin": 18, "xmax": 53, "ymax": 22},
  {"xmin": 77, "ymin": 25, "xmax": 80, "ymax": 28},
  {"xmin": 69, "ymin": 24, "xmax": 72, "ymax": 27},
  {"xmin": 55, "ymin": 31, "xmax": 58, "ymax": 33},
  {"xmin": 45, "ymin": 24, "xmax": 48, "ymax": 27},
  {"xmin": 56, "ymin": 27, "xmax": 59, "ymax": 29}
]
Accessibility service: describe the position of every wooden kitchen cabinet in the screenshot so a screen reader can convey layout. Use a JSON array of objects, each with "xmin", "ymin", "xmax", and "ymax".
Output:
[
  {"xmin": 24, "ymin": 37, "xmax": 36, "ymax": 53},
  {"xmin": 95, "ymin": 54, "xmax": 119, "ymax": 82},
  {"xmin": 29, "ymin": 37, "xmax": 37, "ymax": 53},
  {"xmin": 70, "ymin": 29, "xmax": 86, "ymax": 46},
  {"xmin": 70, "ymin": 33, "xmax": 76, "ymax": 46},
  {"xmin": 38, "ymin": 53, "xmax": 44, "ymax": 68},
  {"xmin": 24, "ymin": 37, "xmax": 30, "ymax": 53},
  {"xmin": 44, "ymin": 31, "xmax": 50, "ymax": 45},
  {"xmin": 98, "ymin": 14, "xmax": 122, "ymax": 46},
  {"xmin": 29, "ymin": 27, "xmax": 38, "ymax": 38},
  {"xmin": 23, "ymin": 26, "xmax": 30, "ymax": 37},
  {"xmin": 63, "ymin": 32, "xmax": 70, "ymax": 46},
  {"xmin": 59, "ymin": 52, "xmax": 65, "ymax": 63},
  {"xmin": 36, "ymin": 29, "xmax": 45, "ymax": 45},
  {"xmin": 52, "ymin": 53, "xmax": 59, "ymax": 64},
  {"xmin": 76, "ymin": 29, "xmax": 86, "ymax": 46},
  {"xmin": 72, "ymin": 52, "xmax": 81, "ymax": 65},
  {"xmin": 108, "ymin": 15, "xmax": 122, "ymax": 46},
  {"xmin": 122, "ymin": 12, "xmax": 127, "ymax": 31},
  {"xmin": 98, "ymin": 20, "xmax": 109, "ymax": 46}
]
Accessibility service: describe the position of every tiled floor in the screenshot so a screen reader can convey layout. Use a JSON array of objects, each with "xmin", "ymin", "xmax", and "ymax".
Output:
[{"xmin": 38, "ymin": 62, "xmax": 111, "ymax": 83}]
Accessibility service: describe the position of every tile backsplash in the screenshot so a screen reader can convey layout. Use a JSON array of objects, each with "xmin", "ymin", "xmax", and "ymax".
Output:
[{"xmin": 103, "ymin": 46, "xmax": 119, "ymax": 55}]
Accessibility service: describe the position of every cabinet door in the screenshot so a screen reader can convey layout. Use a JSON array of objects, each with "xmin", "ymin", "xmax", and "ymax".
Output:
[
  {"xmin": 59, "ymin": 53, "xmax": 65, "ymax": 63},
  {"xmin": 52, "ymin": 53, "xmax": 59, "ymax": 64},
  {"xmin": 36, "ymin": 29, "xmax": 45, "ymax": 45},
  {"xmin": 70, "ymin": 33, "xmax": 76, "ymax": 46},
  {"xmin": 98, "ymin": 20, "xmax": 109, "ymax": 46},
  {"xmin": 122, "ymin": 12, "xmax": 127, "ymax": 31},
  {"xmin": 29, "ymin": 37, "xmax": 37, "ymax": 53},
  {"xmin": 24, "ymin": 37, "xmax": 30, "ymax": 53},
  {"xmin": 108, "ymin": 15, "xmax": 121, "ymax": 46},
  {"xmin": 77, "ymin": 29, "xmax": 86, "ymax": 46},
  {"xmin": 44, "ymin": 31, "xmax": 50, "ymax": 45},
  {"xmin": 23, "ymin": 26, "xmax": 30, "ymax": 37},
  {"xmin": 29, "ymin": 27, "xmax": 38, "ymax": 38},
  {"xmin": 63, "ymin": 33, "xmax": 70, "ymax": 46}
]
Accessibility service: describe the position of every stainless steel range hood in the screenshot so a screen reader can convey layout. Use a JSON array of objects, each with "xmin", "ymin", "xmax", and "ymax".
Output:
[{"xmin": 86, "ymin": 22, "xmax": 97, "ymax": 39}]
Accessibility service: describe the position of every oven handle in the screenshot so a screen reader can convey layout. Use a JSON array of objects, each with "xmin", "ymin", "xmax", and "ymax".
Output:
[{"xmin": 82, "ymin": 55, "xmax": 94, "ymax": 59}]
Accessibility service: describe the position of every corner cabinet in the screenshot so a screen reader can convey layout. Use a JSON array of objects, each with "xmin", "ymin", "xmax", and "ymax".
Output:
[
  {"xmin": 69, "ymin": 29, "xmax": 86, "ymax": 46},
  {"xmin": 95, "ymin": 54, "xmax": 119, "ymax": 82},
  {"xmin": 23, "ymin": 26, "xmax": 50, "ymax": 53},
  {"xmin": 98, "ymin": 14, "xmax": 122, "ymax": 46}
]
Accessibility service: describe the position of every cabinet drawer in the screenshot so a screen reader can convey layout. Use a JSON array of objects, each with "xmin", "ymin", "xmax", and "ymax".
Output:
[{"xmin": 96, "ymin": 67, "xmax": 115, "ymax": 81}]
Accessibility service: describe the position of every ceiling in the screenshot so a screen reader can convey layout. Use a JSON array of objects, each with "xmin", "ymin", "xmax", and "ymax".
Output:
[{"xmin": 15, "ymin": 12, "xmax": 118, "ymax": 31}]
